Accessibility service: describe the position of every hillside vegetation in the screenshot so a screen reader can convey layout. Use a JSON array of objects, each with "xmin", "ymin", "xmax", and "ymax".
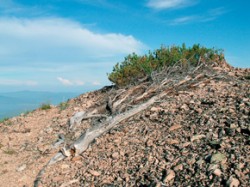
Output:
[{"xmin": 108, "ymin": 44, "xmax": 224, "ymax": 86}]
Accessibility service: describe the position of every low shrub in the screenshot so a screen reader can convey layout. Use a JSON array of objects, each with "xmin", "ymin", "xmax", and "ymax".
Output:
[
  {"xmin": 108, "ymin": 44, "xmax": 224, "ymax": 87},
  {"xmin": 0, "ymin": 118, "xmax": 12, "ymax": 126},
  {"xmin": 0, "ymin": 117, "xmax": 9, "ymax": 123},
  {"xmin": 40, "ymin": 103, "xmax": 51, "ymax": 110}
]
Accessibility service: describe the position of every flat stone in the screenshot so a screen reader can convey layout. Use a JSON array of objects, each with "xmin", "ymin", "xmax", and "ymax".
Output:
[
  {"xmin": 195, "ymin": 108, "xmax": 203, "ymax": 114},
  {"xmin": 213, "ymin": 168, "xmax": 222, "ymax": 177},
  {"xmin": 180, "ymin": 104, "xmax": 189, "ymax": 111},
  {"xmin": 230, "ymin": 123, "xmax": 237, "ymax": 129},
  {"xmin": 174, "ymin": 164, "xmax": 183, "ymax": 171},
  {"xmin": 169, "ymin": 124, "xmax": 182, "ymax": 131},
  {"xmin": 61, "ymin": 164, "xmax": 70, "ymax": 169},
  {"xmin": 163, "ymin": 169, "xmax": 175, "ymax": 183},
  {"xmin": 211, "ymin": 152, "xmax": 227, "ymax": 164},
  {"xmin": 16, "ymin": 164, "xmax": 26, "ymax": 172},
  {"xmin": 149, "ymin": 113, "xmax": 158, "ymax": 121},
  {"xmin": 227, "ymin": 176, "xmax": 240, "ymax": 187},
  {"xmin": 191, "ymin": 134, "xmax": 206, "ymax": 142},
  {"xmin": 167, "ymin": 139, "xmax": 179, "ymax": 145},
  {"xmin": 89, "ymin": 170, "xmax": 101, "ymax": 176},
  {"xmin": 112, "ymin": 152, "xmax": 119, "ymax": 159},
  {"xmin": 150, "ymin": 107, "xmax": 162, "ymax": 112}
]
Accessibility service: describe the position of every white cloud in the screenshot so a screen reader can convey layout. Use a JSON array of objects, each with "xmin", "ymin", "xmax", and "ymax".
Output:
[
  {"xmin": 170, "ymin": 15, "xmax": 215, "ymax": 25},
  {"xmin": 57, "ymin": 77, "xmax": 86, "ymax": 86},
  {"xmin": 0, "ymin": 79, "xmax": 38, "ymax": 86},
  {"xmin": 0, "ymin": 17, "xmax": 145, "ymax": 61},
  {"xmin": 92, "ymin": 81, "xmax": 101, "ymax": 86},
  {"xmin": 0, "ymin": 17, "xmax": 145, "ymax": 91},
  {"xmin": 170, "ymin": 7, "xmax": 228, "ymax": 25},
  {"xmin": 57, "ymin": 77, "xmax": 73, "ymax": 86},
  {"xmin": 146, "ymin": 0, "xmax": 197, "ymax": 9},
  {"xmin": 208, "ymin": 7, "xmax": 228, "ymax": 17},
  {"xmin": 170, "ymin": 16, "xmax": 197, "ymax": 25},
  {"xmin": 75, "ymin": 80, "xmax": 85, "ymax": 86}
]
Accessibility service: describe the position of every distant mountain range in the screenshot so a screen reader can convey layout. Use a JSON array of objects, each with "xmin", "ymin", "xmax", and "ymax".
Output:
[{"xmin": 0, "ymin": 91, "xmax": 81, "ymax": 119}]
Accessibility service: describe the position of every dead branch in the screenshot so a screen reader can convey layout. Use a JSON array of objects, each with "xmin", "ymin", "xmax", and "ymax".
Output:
[
  {"xmin": 69, "ymin": 111, "xmax": 86, "ymax": 129},
  {"xmin": 69, "ymin": 112, "xmax": 108, "ymax": 130},
  {"xmin": 133, "ymin": 86, "xmax": 158, "ymax": 104},
  {"xmin": 34, "ymin": 71, "xmax": 198, "ymax": 186}
]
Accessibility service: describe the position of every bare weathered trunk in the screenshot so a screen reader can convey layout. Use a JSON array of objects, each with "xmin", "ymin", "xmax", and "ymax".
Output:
[{"xmin": 34, "ymin": 64, "xmax": 201, "ymax": 186}]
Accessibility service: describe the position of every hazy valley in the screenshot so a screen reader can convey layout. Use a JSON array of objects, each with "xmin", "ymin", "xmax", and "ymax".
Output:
[{"xmin": 0, "ymin": 91, "xmax": 81, "ymax": 119}]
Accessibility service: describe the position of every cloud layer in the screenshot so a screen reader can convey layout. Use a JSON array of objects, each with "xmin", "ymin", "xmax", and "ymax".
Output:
[
  {"xmin": 0, "ymin": 17, "xmax": 145, "ymax": 90},
  {"xmin": 57, "ymin": 77, "xmax": 85, "ymax": 86},
  {"xmin": 170, "ymin": 7, "xmax": 227, "ymax": 25},
  {"xmin": 0, "ymin": 79, "xmax": 38, "ymax": 86},
  {"xmin": 0, "ymin": 17, "xmax": 144, "ymax": 62},
  {"xmin": 147, "ymin": 0, "xmax": 197, "ymax": 9}
]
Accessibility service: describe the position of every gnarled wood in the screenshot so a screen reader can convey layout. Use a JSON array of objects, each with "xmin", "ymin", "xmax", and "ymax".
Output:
[{"xmin": 34, "ymin": 67, "xmax": 198, "ymax": 186}]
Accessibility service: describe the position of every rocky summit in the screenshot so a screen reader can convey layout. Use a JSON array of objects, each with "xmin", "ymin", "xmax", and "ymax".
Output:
[{"xmin": 0, "ymin": 60, "xmax": 249, "ymax": 187}]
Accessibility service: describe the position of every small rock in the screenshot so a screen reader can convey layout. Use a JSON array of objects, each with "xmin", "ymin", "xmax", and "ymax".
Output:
[
  {"xmin": 182, "ymin": 142, "xmax": 190, "ymax": 147},
  {"xmin": 146, "ymin": 139, "xmax": 154, "ymax": 147},
  {"xmin": 208, "ymin": 164, "xmax": 219, "ymax": 171},
  {"xmin": 163, "ymin": 169, "xmax": 175, "ymax": 183},
  {"xmin": 195, "ymin": 108, "xmax": 203, "ymax": 114},
  {"xmin": 230, "ymin": 124, "xmax": 237, "ymax": 129},
  {"xmin": 45, "ymin": 127, "xmax": 53, "ymax": 134},
  {"xmin": 238, "ymin": 162, "xmax": 245, "ymax": 169},
  {"xmin": 150, "ymin": 106, "xmax": 162, "ymax": 112},
  {"xmin": 169, "ymin": 124, "xmax": 182, "ymax": 131},
  {"xmin": 16, "ymin": 164, "xmax": 26, "ymax": 172},
  {"xmin": 155, "ymin": 182, "xmax": 161, "ymax": 187},
  {"xmin": 61, "ymin": 164, "xmax": 70, "ymax": 169},
  {"xmin": 180, "ymin": 104, "xmax": 189, "ymax": 111},
  {"xmin": 89, "ymin": 170, "xmax": 101, "ymax": 176},
  {"xmin": 149, "ymin": 113, "xmax": 158, "ymax": 121},
  {"xmin": 191, "ymin": 134, "xmax": 206, "ymax": 142},
  {"xmin": 71, "ymin": 156, "xmax": 82, "ymax": 162},
  {"xmin": 174, "ymin": 164, "xmax": 183, "ymax": 171},
  {"xmin": 227, "ymin": 176, "xmax": 240, "ymax": 187},
  {"xmin": 213, "ymin": 168, "xmax": 222, "ymax": 177},
  {"xmin": 112, "ymin": 152, "xmax": 119, "ymax": 159},
  {"xmin": 211, "ymin": 152, "xmax": 227, "ymax": 164},
  {"xmin": 196, "ymin": 159, "xmax": 204, "ymax": 166},
  {"xmin": 167, "ymin": 139, "xmax": 179, "ymax": 145}
]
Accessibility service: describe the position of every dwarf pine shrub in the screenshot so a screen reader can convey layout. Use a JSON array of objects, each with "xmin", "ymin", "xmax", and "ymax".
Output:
[
  {"xmin": 40, "ymin": 103, "xmax": 51, "ymax": 110},
  {"xmin": 108, "ymin": 44, "xmax": 224, "ymax": 86}
]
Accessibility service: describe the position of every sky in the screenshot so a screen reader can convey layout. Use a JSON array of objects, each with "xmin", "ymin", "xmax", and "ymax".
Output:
[{"xmin": 0, "ymin": 0, "xmax": 249, "ymax": 92}]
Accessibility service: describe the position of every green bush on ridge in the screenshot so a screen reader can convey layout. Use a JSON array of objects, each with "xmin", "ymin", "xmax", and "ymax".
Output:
[
  {"xmin": 108, "ymin": 44, "xmax": 224, "ymax": 87},
  {"xmin": 40, "ymin": 103, "xmax": 51, "ymax": 110}
]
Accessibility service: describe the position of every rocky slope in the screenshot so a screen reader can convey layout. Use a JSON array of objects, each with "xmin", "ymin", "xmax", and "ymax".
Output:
[{"xmin": 0, "ymin": 61, "xmax": 249, "ymax": 187}]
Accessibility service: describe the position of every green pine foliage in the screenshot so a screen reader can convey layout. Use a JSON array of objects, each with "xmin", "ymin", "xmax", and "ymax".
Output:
[
  {"xmin": 40, "ymin": 103, "xmax": 51, "ymax": 110},
  {"xmin": 108, "ymin": 44, "xmax": 224, "ymax": 86}
]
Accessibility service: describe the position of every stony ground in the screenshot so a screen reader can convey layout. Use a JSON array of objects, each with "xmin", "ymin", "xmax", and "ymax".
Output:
[{"xmin": 0, "ymin": 63, "xmax": 249, "ymax": 187}]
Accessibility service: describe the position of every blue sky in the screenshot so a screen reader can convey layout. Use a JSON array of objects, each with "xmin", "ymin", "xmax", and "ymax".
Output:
[{"xmin": 0, "ymin": 0, "xmax": 249, "ymax": 92}]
